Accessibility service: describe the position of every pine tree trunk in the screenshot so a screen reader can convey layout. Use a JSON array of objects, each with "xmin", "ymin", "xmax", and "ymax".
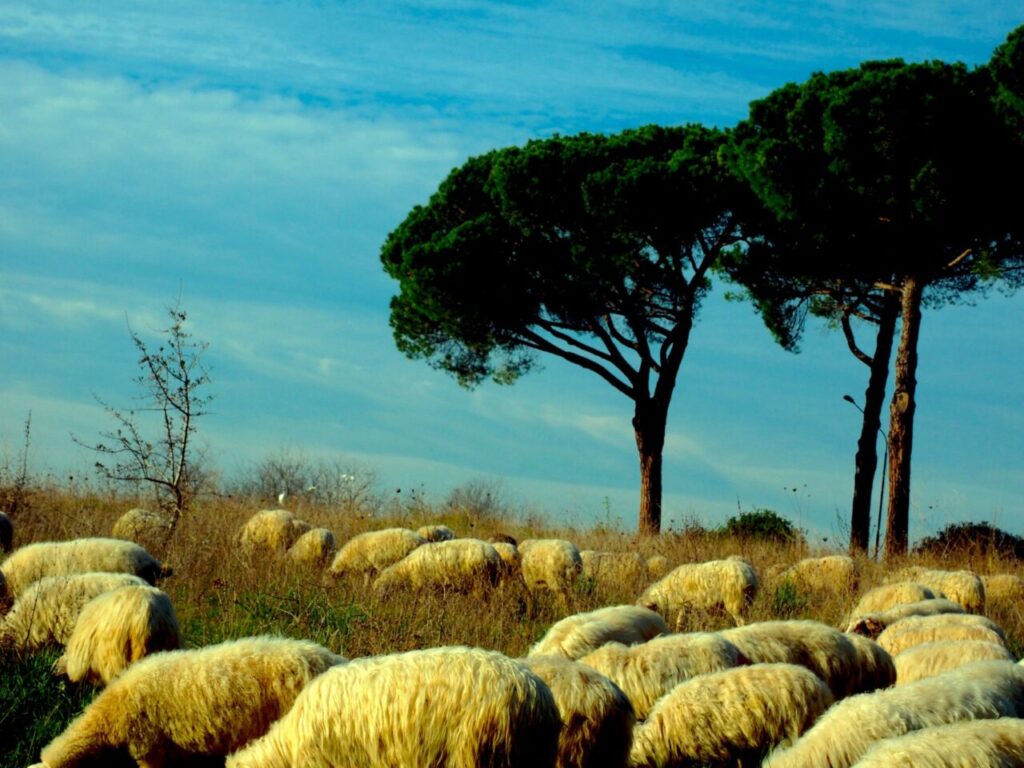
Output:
[
  {"xmin": 634, "ymin": 400, "xmax": 667, "ymax": 535},
  {"xmin": 884, "ymin": 275, "xmax": 924, "ymax": 559},
  {"xmin": 849, "ymin": 296, "xmax": 899, "ymax": 553}
]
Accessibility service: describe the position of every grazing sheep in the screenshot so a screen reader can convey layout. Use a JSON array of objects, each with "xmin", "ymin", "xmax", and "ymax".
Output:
[
  {"xmin": 286, "ymin": 528, "xmax": 336, "ymax": 567},
  {"xmin": 519, "ymin": 538, "xmax": 584, "ymax": 597},
  {"xmin": 492, "ymin": 541, "xmax": 522, "ymax": 579},
  {"xmin": 0, "ymin": 510, "xmax": 13, "ymax": 552},
  {"xmin": 842, "ymin": 631, "xmax": 898, "ymax": 696},
  {"xmin": 36, "ymin": 635, "xmax": 345, "ymax": 768},
  {"xmin": 645, "ymin": 555, "xmax": 670, "ymax": 582},
  {"xmin": 983, "ymin": 573, "xmax": 1024, "ymax": 606},
  {"xmin": 579, "ymin": 551, "xmax": 647, "ymax": 590},
  {"xmin": 521, "ymin": 655, "xmax": 635, "ymax": 768},
  {"xmin": 719, "ymin": 620, "xmax": 893, "ymax": 699},
  {"xmin": 850, "ymin": 717, "xmax": 1024, "ymax": 767},
  {"xmin": 416, "ymin": 524, "xmax": 456, "ymax": 542},
  {"xmin": 637, "ymin": 557, "xmax": 759, "ymax": 627},
  {"xmin": 529, "ymin": 605, "xmax": 669, "ymax": 660},
  {"xmin": 878, "ymin": 612, "xmax": 1007, "ymax": 656},
  {"xmin": 774, "ymin": 554, "xmax": 858, "ymax": 593},
  {"xmin": 224, "ymin": 646, "xmax": 561, "ymax": 768},
  {"xmin": 849, "ymin": 581, "xmax": 943, "ymax": 618},
  {"xmin": 111, "ymin": 508, "xmax": 172, "ymax": 550},
  {"xmin": 893, "ymin": 640, "xmax": 1014, "ymax": 685},
  {"xmin": 0, "ymin": 538, "xmax": 165, "ymax": 600},
  {"xmin": 846, "ymin": 598, "xmax": 965, "ymax": 637},
  {"xmin": 1, "ymin": 572, "xmax": 149, "ymax": 650},
  {"xmin": 630, "ymin": 663, "xmax": 834, "ymax": 768},
  {"xmin": 763, "ymin": 660, "xmax": 1024, "ymax": 768},
  {"xmin": 237, "ymin": 509, "xmax": 312, "ymax": 556},
  {"xmin": 888, "ymin": 566, "xmax": 986, "ymax": 613},
  {"xmin": 372, "ymin": 538, "xmax": 501, "ymax": 593},
  {"xmin": 326, "ymin": 527, "xmax": 426, "ymax": 582},
  {"xmin": 491, "ymin": 532, "xmax": 519, "ymax": 545},
  {"xmin": 55, "ymin": 585, "xmax": 181, "ymax": 686},
  {"xmin": 579, "ymin": 631, "xmax": 745, "ymax": 720}
]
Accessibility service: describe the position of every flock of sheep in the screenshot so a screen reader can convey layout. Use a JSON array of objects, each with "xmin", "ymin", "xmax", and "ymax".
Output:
[{"xmin": 4, "ymin": 505, "xmax": 1024, "ymax": 766}]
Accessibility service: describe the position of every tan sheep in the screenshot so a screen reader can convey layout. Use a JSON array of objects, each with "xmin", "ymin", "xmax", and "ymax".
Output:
[
  {"xmin": 111, "ymin": 508, "xmax": 172, "ymax": 551},
  {"xmin": 982, "ymin": 573, "xmax": 1024, "ymax": 606},
  {"xmin": 637, "ymin": 557, "xmax": 759, "ymax": 627},
  {"xmin": 762, "ymin": 659, "xmax": 1024, "ymax": 768},
  {"xmin": 893, "ymin": 640, "xmax": 1014, "ymax": 685},
  {"xmin": 645, "ymin": 555, "xmax": 670, "ymax": 582},
  {"xmin": 492, "ymin": 541, "xmax": 522, "ymax": 579},
  {"xmin": 372, "ymin": 538, "xmax": 502, "ymax": 593},
  {"xmin": 0, "ymin": 510, "xmax": 13, "ymax": 552},
  {"xmin": 521, "ymin": 655, "xmax": 636, "ymax": 768},
  {"xmin": 719, "ymin": 619, "xmax": 895, "ymax": 699},
  {"xmin": 877, "ymin": 612, "xmax": 1007, "ymax": 656},
  {"xmin": 850, "ymin": 717, "xmax": 1024, "ymax": 767},
  {"xmin": 774, "ymin": 554, "xmax": 858, "ymax": 593},
  {"xmin": 54, "ymin": 585, "xmax": 181, "ymax": 686},
  {"xmin": 887, "ymin": 566, "xmax": 985, "ymax": 613},
  {"xmin": 224, "ymin": 646, "xmax": 562, "ymax": 768},
  {"xmin": 629, "ymin": 663, "xmax": 834, "ymax": 767},
  {"xmin": 843, "ymin": 631, "xmax": 899, "ymax": 697},
  {"xmin": 237, "ymin": 509, "xmax": 312, "ymax": 556},
  {"xmin": 325, "ymin": 527, "xmax": 426, "ymax": 583},
  {"xmin": 529, "ymin": 605, "xmax": 669, "ymax": 660},
  {"xmin": 879, "ymin": 621, "xmax": 1007, "ymax": 658},
  {"xmin": 846, "ymin": 598, "xmax": 965, "ymax": 638},
  {"xmin": 579, "ymin": 551, "xmax": 647, "ymax": 590},
  {"xmin": 1, "ymin": 572, "xmax": 149, "ymax": 651},
  {"xmin": 519, "ymin": 538, "xmax": 584, "ymax": 597},
  {"xmin": 285, "ymin": 527, "xmax": 336, "ymax": 567},
  {"xmin": 849, "ymin": 581, "xmax": 943, "ymax": 619},
  {"xmin": 36, "ymin": 635, "xmax": 345, "ymax": 768},
  {"xmin": 416, "ymin": 523, "xmax": 456, "ymax": 542},
  {"xmin": 579, "ymin": 631, "xmax": 745, "ymax": 720},
  {"xmin": 0, "ymin": 538, "xmax": 166, "ymax": 600}
]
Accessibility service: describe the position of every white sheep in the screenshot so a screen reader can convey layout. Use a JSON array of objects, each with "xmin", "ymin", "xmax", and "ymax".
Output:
[
  {"xmin": 850, "ymin": 717, "xmax": 1024, "ymax": 767},
  {"xmin": 492, "ymin": 541, "xmax": 522, "ymax": 579},
  {"xmin": 842, "ymin": 631, "xmax": 899, "ymax": 697},
  {"xmin": 773, "ymin": 554, "xmax": 858, "ymax": 593},
  {"xmin": 887, "ymin": 566, "xmax": 986, "ymax": 613},
  {"xmin": 416, "ymin": 523, "xmax": 456, "ymax": 542},
  {"xmin": 111, "ymin": 508, "xmax": 172, "ymax": 550},
  {"xmin": 637, "ymin": 557, "xmax": 759, "ymax": 627},
  {"xmin": 0, "ymin": 510, "xmax": 13, "ymax": 552},
  {"xmin": 529, "ymin": 605, "xmax": 669, "ymax": 660},
  {"xmin": 1, "ymin": 572, "xmax": 149, "ymax": 651},
  {"xmin": 372, "ymin": 538, "xmax": 502, "ymax": 593},
  {"xmin": 285, "ymin": 527, "xmax": 336, "ymax": 567},
  {"xmin": 579, "ymin": 551, "xmax": 647, "ymax": 590},
  {"xmin": 846, "ymin": 598, "xmax": 965, "ymax": 638},
  {"xmin": 893, "ymin": 640, "xmax": 1014, "ymax": 685},
  {"xmin": 629, "ymin": 663, "xmax": 834, "ymax": 767},
  {"xmin": 719, "ymin": 619, "xmax": 895, "ymax": 699},
  {"xmin": 224, "ymin": 646, "xmax": 562, "ymax": 768},
  {"xmin": 877, "ymin": 612, "xmax": 1007, "ymax": 657},
  {"xmin": 237, "ymin": 509, "xmax": 312, "ymax": 556},
  {"xmin": 36, "ymin": 635, "xmax": 345, "ymax": 768},
  {"xmin": 763, "ymin": 659, "xmax": 1024, "ymax": 768},
  {"xmin": 0, "ymin": 538, "xmax": 166, "ymax": 600},
  {"xmin": 54, "ymin": 584, "xmax": 181, "ymax": 686},
  {"xmin": 519, "ymin": 538, "xmax": 584, "ymax": 597},
  {"xmin": 578, "ymin": 631, "xmax": 745, "ymax": 720},
  {"xmin": 983, "ymin": 573, "xmax": 1024, "ymax": 606},
  {"xmin": 849, "ymin": 581, "xmax": 943, "ymax": 619},
  {"xmin": 326, "ymin": 527, "xmax": 427, "ymax": 582},
  {"xmin": 521, "ymin": 654, "xmax": 635, "ymax": 768}
]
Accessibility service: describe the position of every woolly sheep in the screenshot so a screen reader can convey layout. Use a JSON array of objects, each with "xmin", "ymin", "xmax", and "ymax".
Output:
[
  {"xmin": 888, "ymin": 566, "xmax": 986, "ymax": 613},
  {"xmin": 849, "ymin": 581, "xmax": 943, "ymax": 618},
  {"xmin": 878, "ymin": 612, "xmax": 1007, "ymax": 656},
  {"xmin": 529, "ymin": 605, "xmax": 669, "ymax": 660},
  {"xmin": 237, "ymin": 509, "xmax": 312, "ymax": 556},
  {"xmin": 224, "ymin": 646, "xmax": 561, "ymax": 768},
  {"xmin": 372, "ymin": 538, "xmax": 502, "ymax": 593},
  {"xmin": 763, "ymin": 660, "xmax": 1024, "ymax": 768},
  {"xmin": 0, "ymin": 510, "xmax": 12, "ymax": 552},
  {"xmin": 579, "ymin": 631, "xmax": 745, "ymax": 720},
  {"xmin": 579, "ymin": 551, "xmax": 647, "ymax": 589},
  {"xmin": 285, "ymin": 527, "xmax": 336, "ymax": 567},
  {"xmin": 521, "ymin": 654, "xmax": 636, "ymax": 768},
  {"xmin": 36, "ymin": 635, "xmax": 345, "ymax": 768},
  {"xmin": 846, "ymin": 598, "xmax": 965, "ymax": 637},
  {"xmin": 0, "ymin": 538, "xmax": 165, "ymax": 600},
  {"xmin": 1, "ymin": 572, "xmax": 149, "ymax": 651},
  {"xmin": 850, "ymin": 717, "xmax": 1024, "ymax": 767},
  {"xmin": 637, "ymin": 557, "xmax": 759, "ymax": 627},
  {"xmin": 629, "ymin": 663, "xmax": 834, "ymax": 767},
  {"xmin": 55, "ymin": 585, "xmax": 181, "ymax": 686},
  {"xmin": 111, "ymin": 508, "xmax": 172, "ymax": 550},
  {"xmin": 774, "ymin": 554, "xmax": 858, "ymax": 593},
  {"xmin": 326, "ymin": 527, "xmax": 426, "ymax": 582},
  {"xmin": 519, "ymin": 538, "xmax": 584, "ymax": 596},
  {"xmin": 719, "ymin": 620, "xmax": 893, "ymax": 699},
  {"xmin": 645, "ymin": 555, "xmax": 670, "ymax": 582},
  {"xmin": 416, "ymin": 523, "xmax": 456, "ymax": 542},
  {"xmin": 893, "ymin": 640, "xmax": 1014, "ymax": 685},
  {"xmin": 983, "ymin": 573, "xmax": 1024, "ymax": 606},
  {"xmin": 843, "ymin": 631, "xmax": 899, "ymax": 697},
  {"xmin": 492, "ymin": 541, "xmax": 522, "ymax": 578}
]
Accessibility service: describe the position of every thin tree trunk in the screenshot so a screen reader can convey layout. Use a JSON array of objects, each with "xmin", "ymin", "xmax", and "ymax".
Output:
[
  {"xmin": 849, "ymin": 296, "xmax": 899, "ymax": 553},
  {"xmin": 885, "ymin": 275, "xmax": 924, "ymax": 559},
  {"xmin": 634, "ymin": 399, "xmax": 667, "ymax": 535}
]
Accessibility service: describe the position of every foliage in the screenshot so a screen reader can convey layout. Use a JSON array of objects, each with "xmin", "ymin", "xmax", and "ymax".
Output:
[
  {"xmin": 721, "ymin": 508, "xmax": 802, "ymax": 543},
  {"xmin": 771, "ymin": 579, "xmax": 809, "ymax": 619},
  {"xmin": 915, "ymin": 522, "xmax": 1024, "ymax": 561}
]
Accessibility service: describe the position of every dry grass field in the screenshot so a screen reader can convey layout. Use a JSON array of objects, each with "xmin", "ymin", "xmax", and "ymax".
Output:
[{"xmin": 3, "ymin": 481, "xmax": 1023, "ymax": 766}]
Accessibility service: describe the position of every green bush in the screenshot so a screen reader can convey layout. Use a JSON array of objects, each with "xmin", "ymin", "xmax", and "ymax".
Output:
[
  {"xmin": 720, "ymin": 509, "xmax": 802, "ymax": 543},
  {"xmin": 915, "ymin": 522, "xmax": 1024, "ymax": 560}
]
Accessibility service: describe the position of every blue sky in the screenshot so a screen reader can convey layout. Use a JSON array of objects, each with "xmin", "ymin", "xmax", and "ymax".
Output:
[{"xmin": 1, "ymin": 2, "xmax": 1022, "ymax": 542}]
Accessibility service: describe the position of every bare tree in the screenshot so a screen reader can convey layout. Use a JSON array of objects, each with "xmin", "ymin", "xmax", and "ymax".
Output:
[{"xmin": 75, "ymin": 301, "xmax": 212, "ymax": 532}]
